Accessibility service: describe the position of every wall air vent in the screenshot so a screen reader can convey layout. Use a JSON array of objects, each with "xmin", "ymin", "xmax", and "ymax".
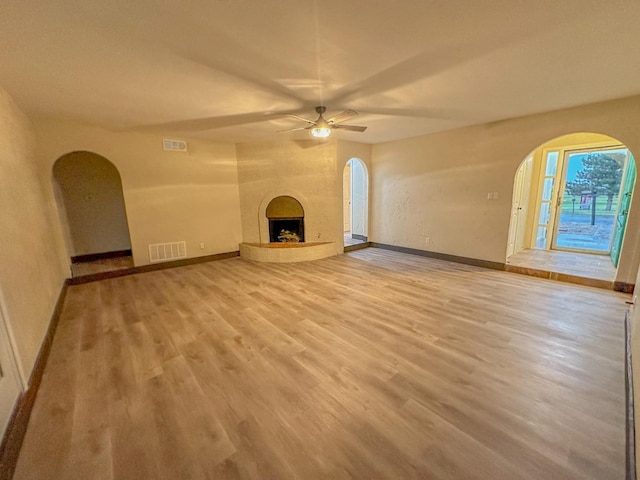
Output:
[
  {"xmin": 148, "ymin": 241, "xmax": 187, "ymax": 263},
  {"xmin": 163, "ymin": 139, "xmax": 188, "ymax": 152}
]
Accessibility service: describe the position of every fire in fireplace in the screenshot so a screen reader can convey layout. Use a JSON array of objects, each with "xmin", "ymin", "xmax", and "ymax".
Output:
[{"xmin": 266, "ymin": 196, "xmax": 305, "ymax": 243}]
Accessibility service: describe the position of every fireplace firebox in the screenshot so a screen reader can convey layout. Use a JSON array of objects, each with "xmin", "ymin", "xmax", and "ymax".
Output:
[{"xmin": 269, "ymin": 218, "xmax": 304, "ymax": 243}]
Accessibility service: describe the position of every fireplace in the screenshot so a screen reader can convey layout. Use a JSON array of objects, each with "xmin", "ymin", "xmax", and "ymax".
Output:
[
  {"xmin": 269, "ymin": 218, "xmax": 304, "ymax": 242},
  {"xmin": 266, "ymin": 196, "xmax": 305, "ymax": 243}
]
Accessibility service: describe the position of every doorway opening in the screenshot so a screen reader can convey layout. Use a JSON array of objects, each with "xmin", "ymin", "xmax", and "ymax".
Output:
[
  {"xmin": 52, "ymin": 151, "xmax": 133, "ymax": 277},
  {"xmin": 506, "ymin": 133, "xmax": 636, "ymax": 284},
  {"xmin": 343, "ymin": 158, "xmax": 368, "ymax": 247}
]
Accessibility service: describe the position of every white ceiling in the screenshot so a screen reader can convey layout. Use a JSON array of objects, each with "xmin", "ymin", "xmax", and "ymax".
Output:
[{"xmin": 2, "ymin": 0, "xmax": 640, "ymax": 144}]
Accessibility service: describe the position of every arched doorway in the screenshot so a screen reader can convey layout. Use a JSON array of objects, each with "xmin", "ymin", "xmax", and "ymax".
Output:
[
  {"xmin": 343, "ymin": 158, "xmax": 369, "ymax": 247},
  {"xmin": 52, "ymin": 151, "xmax": 133, "ymax": 277},
  {"xmin": 506, "ymin": 133, "xmax": 636, "ymax": 282}
]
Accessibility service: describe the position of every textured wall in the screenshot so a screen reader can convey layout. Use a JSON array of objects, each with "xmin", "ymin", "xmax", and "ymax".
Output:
[
  {"xmin": 236, "ymin": 140, "xmax": 341, "ymax": 251},
  {"xmin": 371, "ymin": 95, "xmax": 640, "ymax": 284},
  {"xmin": 0, "ymin": 88, "xmax": 67, "ymax": 383},
  {"xmin": 34, "ymin": 120, "xmax": 243, "ymax": 266}
]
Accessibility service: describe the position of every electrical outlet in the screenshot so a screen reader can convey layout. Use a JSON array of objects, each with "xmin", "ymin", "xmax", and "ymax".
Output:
[
  {"xmin": 199, "ymin": 242, "xmax": 205, "ymax": 249},
  {"xmin": 425, "ymin": 237, "xmax": 431, "ymax": 245}
]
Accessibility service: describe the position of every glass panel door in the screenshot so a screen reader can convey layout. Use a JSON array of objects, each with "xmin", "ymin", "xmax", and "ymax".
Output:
[
  {"xmin": 611, "ymin": 153, "xmax": 636, "ymax": 266},
  {"xmin": 552, "ymin": 147, "xmax": 629, "ymax": 253},
  {"xmin": 535, "ymin": 151, "xmax": 559, "ymax": 248}
]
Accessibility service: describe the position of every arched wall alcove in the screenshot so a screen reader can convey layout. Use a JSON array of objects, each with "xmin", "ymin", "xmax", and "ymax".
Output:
[
  {"xmin": 52, "ymin": 151, "xmax": 132, "ymax": 259},
  {"xmin": 506, "ymin": 132, "xmax": 636, "ymax": 275},
  {"xmin": 342, "ymin": 157, "xmax": 369, "ymax": 244}
]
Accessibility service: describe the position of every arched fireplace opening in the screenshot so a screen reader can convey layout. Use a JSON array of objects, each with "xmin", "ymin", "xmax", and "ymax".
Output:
[{"xmin": 266, "ymin": 196, "xmax": 305, "ymax": 243}]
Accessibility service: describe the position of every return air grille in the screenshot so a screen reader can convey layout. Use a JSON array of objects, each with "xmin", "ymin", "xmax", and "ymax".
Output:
[
  {"xmin": 148, "ymin": 241, "xmax": 187, "ymax": 263},
  {"xmin": 163, "ymin": 139, "xmax": 188, "ymax": 152}
]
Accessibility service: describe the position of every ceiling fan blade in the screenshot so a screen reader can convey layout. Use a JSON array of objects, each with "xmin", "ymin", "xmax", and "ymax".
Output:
[
  {"xmin": 327, "ymin": 109, "xmax": 358, "ymax": 125},
  {"xmin": 277, "ymin": 126, "xmax": 311, "ymax": 133},
  {"xmin": 285, "ymin": 114, "xmax": 316, "ymax": 125},
  {"xmin": 332, "ymin": 124, "xmax": 367, "ymax": 132}
]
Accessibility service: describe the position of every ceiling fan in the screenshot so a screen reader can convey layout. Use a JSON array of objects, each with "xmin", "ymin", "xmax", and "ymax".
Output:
[{"xmin": 278, "ymin": 106, "xmax": 367, "ymax": 138}]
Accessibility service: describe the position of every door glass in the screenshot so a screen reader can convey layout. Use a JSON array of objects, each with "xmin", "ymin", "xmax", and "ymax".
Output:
[
  {"xmin": 554, "ymin": 148, "xmax": 628, "ymax": 252},
  {"xmin": 535, "ymin": 151, "xmax": 559, "ymax": 250},
  {"xmin": 545, "ymin": 152, "xmax": 559, "ymax": 176},
  {"xmin": 538, "ymin": 203, "xmax": 550, "ymax": 224},
  {"xmin": 541, "ymin": 179, "xmax": 554, "ymax": 201},
  {"xmin": 536, "ymin": 226, "xmax": 548, "ymax": 248},
  {"xmin": 611, "ymin": 155, "xmax": 636, "ymax": 266}
]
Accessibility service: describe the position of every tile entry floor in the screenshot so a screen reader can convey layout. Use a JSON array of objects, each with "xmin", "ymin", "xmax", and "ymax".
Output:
[
  {"xmin": 507, "ymin": 248, "xmax": 616, "ymax": 282},
  {"xmin": 70, "ymin": 256, "xmax": 134, "ymax": 277},
  {"xmin": 344, "ymin": 232, "xmax": 366, "ymax": 247}
]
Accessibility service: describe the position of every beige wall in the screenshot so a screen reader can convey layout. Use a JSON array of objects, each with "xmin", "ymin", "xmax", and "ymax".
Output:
[
  {"xmin": 0, "ymin": 89, "xmax": 67, "ymax": 383},
  {"xmin": 371, "ymin": 95, "xmax": 640, "ymax": 284},
  {"xmin": 53, "ymin": 151, "xmax": 132, "ymax": 256},
  {"xmin": 34, "ymin": 120, "xmax": 243, "ymax": 266},
  {"xmin": 236, "ymin": 140, "xmax": 342, "ymax": 252}
]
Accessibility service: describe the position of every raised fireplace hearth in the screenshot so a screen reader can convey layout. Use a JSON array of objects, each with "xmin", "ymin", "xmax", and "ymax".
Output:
[{"xmin": 266, "ymin": 196, "xmax": 304, "ymax": 243}]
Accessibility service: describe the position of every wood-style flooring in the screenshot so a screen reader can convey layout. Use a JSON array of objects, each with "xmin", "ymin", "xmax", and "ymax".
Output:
[{"xmin": 14, "ymin": 249, "xmax": 628, "ymax": 479}]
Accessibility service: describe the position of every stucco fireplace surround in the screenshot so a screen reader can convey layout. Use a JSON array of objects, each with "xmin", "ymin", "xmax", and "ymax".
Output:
[{"xmin": 239, "ymin": 194, "xmax": 336, "ymax": 263}]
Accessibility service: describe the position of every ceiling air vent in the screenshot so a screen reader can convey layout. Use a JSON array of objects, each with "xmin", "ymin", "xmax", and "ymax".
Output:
[{"xmin": 163, "ymin": 139, "xmax": 188, "ymax": 152}]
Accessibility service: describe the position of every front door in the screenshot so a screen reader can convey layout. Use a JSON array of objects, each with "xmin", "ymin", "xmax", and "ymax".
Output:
[
  {"xmin": 552, "ymin": 146, "xmax": 629, "ymax": 254},
  {"xmin": 611, "ymin": 154, "xmax": 636, "ymax": 266}
]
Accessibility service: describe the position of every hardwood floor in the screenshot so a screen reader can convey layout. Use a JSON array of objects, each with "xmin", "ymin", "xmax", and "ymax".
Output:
[{"xmin": 14, "ymin": 249, "xmax": 628, "ymax": 479}]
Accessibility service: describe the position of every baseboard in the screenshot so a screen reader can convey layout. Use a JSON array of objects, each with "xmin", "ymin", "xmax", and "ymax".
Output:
[
  {"xmin": 370, "ymin": 242, "xmax": 506, "ymax": 271},
  {"xmin": 344, "ymin": 242, "xmax": 371, "ymax": 253},
  {"xmin": 626, "ymin": 310, "xmax": 637, "ymax": 480},
  {"xmin": 0, "ymin": 281, "xmax": 68, "ymax": 480},
  {"xmin": 71, "ymin": 249, "xmax": 132, "ymax": 264},
  {"xmin": 68, "ymin": 250, "xmax": 240, "ymax": 285},
  {"xmin": 351, "ymin": 234, "xmax": 368, "ymax": 242},
  {"xmin": 617, "ymin": 282, "xmax": 636, "ymax": 294}
]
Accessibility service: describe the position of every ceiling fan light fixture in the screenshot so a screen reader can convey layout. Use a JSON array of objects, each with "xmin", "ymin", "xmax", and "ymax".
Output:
[{"xmin": 311, "ymin": 126, "xmax": 331, "ymax": 138}]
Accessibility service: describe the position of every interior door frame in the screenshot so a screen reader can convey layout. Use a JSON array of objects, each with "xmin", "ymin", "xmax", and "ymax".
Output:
[
  {"xmin": 0, "ymin": 293, "xmax": 25, "ymax": 436},
  {"xmin": 550, "ymin": 144, "xmax": 627, "ymax": 255}
]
